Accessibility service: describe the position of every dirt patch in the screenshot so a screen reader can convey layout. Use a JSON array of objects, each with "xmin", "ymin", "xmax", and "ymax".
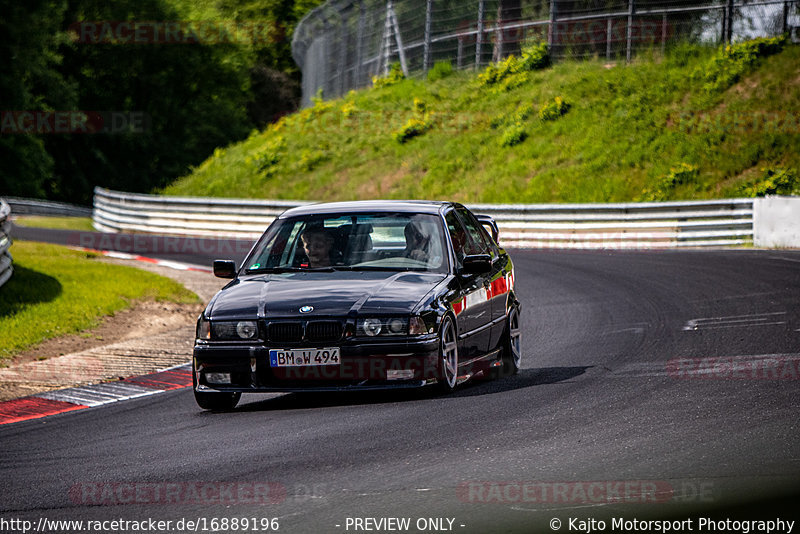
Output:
[{"xmin": 8, "ymin": 300, "xmax": 203, "ymax": 366}]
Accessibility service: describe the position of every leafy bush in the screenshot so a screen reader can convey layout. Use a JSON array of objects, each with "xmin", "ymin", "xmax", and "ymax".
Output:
[
  {"xmin": 740, "ymin": 168, "xmax": 799, "ymax": 197},
  {"xmin": 296, "ymin": 149, "xmax": 330, "ymax": 172},
  {"xmin": 427, "ymin": 60, "xmax": 454, "ymax": 82},
  {"xmin": 341, "ymin": 101, "xmax": 359, "ymax": 118},
  {"xmin": 393, "ymin": 97, "xmax": 434, "ymax": 143},
  {"xmin": 519, "ymin": 41, "xmax": 551, "ymax": 71},
  {"xmin": 699, "ymin": 36, "xmax": 786, "ymax": 94},
  {"xmin": 515, "ymin": 104, "xmax": 535, "ymax": 122},
  {"xmin": 640, "ymin": 163, "xmax": 699, "ymax": 201},
  {"xmin": 394, "ymin": 117, "xmax": 433, "ymax": 143},
  {"xmin": 373, "ymin": 62, "xmax": 406, "ymax": 88},
  {"xmin": 490, "ymin": 103, "xmax": 535, "ymax": 129},
  {"xmin": 500, "ymin": 123, "xmax": 528, "ymax": 147},
  {"xmin": 539, "ymin": 96, "xmax": 570, "ymax": 121},
  {"xmin": 478, "ymin": 42, "xmax": 550, "ymax": 88},
  {"xmin": 247, "ymin": 136, "xmax": 286, "ymax": 174}
]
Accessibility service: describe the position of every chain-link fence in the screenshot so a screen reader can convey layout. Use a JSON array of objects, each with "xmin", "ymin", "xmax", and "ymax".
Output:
[{"xmin": 292, "ymin": 0, "xmax": 798, "ymax": 105}]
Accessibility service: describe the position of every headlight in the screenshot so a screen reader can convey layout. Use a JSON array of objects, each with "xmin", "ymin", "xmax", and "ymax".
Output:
[
  {"xmin": 236, "ymin": 321, "xmax": 258, "ymax": 339},
  {"xmin": 357, "ymin": 317, "xmax": 415, "ymax": 336},
  {"xmin": 387, "ymin": 317, "xmax": 406, "ymax": 334},
  {"xmin": 210, "ymin": 320, "xmax": 259, "ymax": 340},
  {"xmin": 361, "ymin": 317, "xmax": 383, "ymax": 336}
]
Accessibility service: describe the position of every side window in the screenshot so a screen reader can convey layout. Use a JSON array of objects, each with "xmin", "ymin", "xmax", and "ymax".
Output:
[
  {"xmin": 477, "ymin": 222, "xmax": 499, "ymax": 258},
  {"xmin": 456, "ymin": 208, "xmax": 491, "ymax": 256},
  {"xmin": 445, "ymin": 211, "xmax": 468, "ymax": 269}
]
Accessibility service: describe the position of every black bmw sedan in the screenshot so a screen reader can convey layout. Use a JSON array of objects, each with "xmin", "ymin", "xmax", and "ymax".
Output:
[{"xmin": 192, "ymin": 200, "xmax": 521, "ymax": 410}]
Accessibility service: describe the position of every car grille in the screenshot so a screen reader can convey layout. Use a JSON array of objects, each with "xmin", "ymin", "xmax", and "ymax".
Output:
[
  {"xmin": 306, "ymin": 321, "xmax": 343, "ymax": 342},
  {"xmin": 267, "ymin": 321, "xmax": 343, "ymax": 343},
  {"xmin": 268, "ymin": 322, "xmax": 303, "ymax": 343}
]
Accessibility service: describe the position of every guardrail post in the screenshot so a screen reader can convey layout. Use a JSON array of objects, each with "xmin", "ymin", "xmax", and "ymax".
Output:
[
  {"xmin": 626, "ymin": 0, "xmax": 635, "ymax": 62},
  {"xmin": 548, "ymin": 0, "xmax": 556, "ymax": 50},
  {"xmin": 783, "ymin": 0, "xmax": 789, "ymax": 34},
  {"xmin": 476, "ymin": 0, "xmax": 485, "ymax": 69},
  {"xmin": 726, "ymin": 0, "xmax": 734, "ymax": 43},
  {"xmin": 355, "ymin": 0, "xmax": 365, "ymax": 86},
  {"xmin": 606, "ymin": 18, "xmax": 612, "ymax": 60},
  {"xmin": 423, "ymin": 0, "xmax": 433, "ymax": 73}
]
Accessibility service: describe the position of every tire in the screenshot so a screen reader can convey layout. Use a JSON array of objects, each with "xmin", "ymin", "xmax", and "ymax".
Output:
[
  {"xmin": 194, "ymin": 389, "xmax": 241, "ymax": 411},
  {"xmin": 192, "ymin": 363, "xmax": 241, "ymax": 410},
  {"xmin": 494, "ymin": 306, "xmax": 521, "ymax": 378},
  {"xmin": 435, "ymin": 316, "xmax": 459, "ymax": 393}
]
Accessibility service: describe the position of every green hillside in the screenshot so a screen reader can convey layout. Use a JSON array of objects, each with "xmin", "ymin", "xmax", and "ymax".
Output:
[{"xmin": 163, "ymin": 38, "xmax": 800, "ymax": 203}]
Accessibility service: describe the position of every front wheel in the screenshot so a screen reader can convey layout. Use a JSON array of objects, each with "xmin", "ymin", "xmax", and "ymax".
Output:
[
  {"xmin": 194, "ymin": 389, "xmax": 241, "ymax": 411},
  {"xmin": 192, "ymin": 363, "xmax": 241, "ymax": 410},
  {"xmin": 435, "ymin": 316, "xmax": 459, "ymax": 393}
]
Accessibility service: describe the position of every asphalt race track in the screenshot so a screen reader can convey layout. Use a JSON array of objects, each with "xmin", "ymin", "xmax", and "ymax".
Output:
[{"xmin": 2, "ymin": 228, "xmax": 800, "ymax": 532}]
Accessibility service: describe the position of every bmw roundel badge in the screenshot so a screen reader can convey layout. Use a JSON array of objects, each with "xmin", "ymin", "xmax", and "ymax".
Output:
[{"xmin": 299, "ymin": 305, "xmax": 314, "ymax": 314}]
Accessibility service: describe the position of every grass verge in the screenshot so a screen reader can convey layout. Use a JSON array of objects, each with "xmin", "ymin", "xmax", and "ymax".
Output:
[
  {"xmin": 0, "ymin": 241, "xmax": 198, "ymax": 361},
  {"xmin": 12, "ymin": 216, "xmax": 95, "ymax": 231}
]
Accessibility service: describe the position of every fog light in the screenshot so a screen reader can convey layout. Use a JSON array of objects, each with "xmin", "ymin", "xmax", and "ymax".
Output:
[
  {"xmin": 205, "ymin": 372, "xmax": 231, "ymax": 384},
  {"xmin": 387, "ymin": 369, "xmax": 414, "ymax": 380}
]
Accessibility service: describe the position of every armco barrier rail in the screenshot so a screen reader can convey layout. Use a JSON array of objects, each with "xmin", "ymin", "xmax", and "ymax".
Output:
[
  {"xmin": 94, "ymin": 187, "xmax": 754, "ymax": 249},
  {"xmin": 0, "ymin": 199, "xmax": 13, "ymax": 288},
  {"xmin": 5, "ymin": 197, "xmax": 93, "ymax": 217}
]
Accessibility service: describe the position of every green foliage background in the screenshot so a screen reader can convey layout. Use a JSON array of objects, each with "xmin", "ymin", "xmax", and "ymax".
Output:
[
  {"xmin": 0, "ymin": 0, "xmax": 324, "ymax": 205},
  {"xmin": 165, "ymin": 38, "xmax": 800, "ymax": 203}
]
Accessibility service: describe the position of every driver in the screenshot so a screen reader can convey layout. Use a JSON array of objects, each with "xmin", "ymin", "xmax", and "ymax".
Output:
[
  {"xmin": 403, "ymin": 221, "xmax": 430, "ymax": 263},
  {"xmin": 300, "ymin": 228, "xmax": 335, "ymax": 268}
]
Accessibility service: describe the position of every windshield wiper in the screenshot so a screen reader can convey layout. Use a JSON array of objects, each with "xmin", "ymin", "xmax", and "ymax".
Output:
[
  {"xmin": 244, "ymin": 267, "xmax": 305, "ymax": 274},
  {"xmin": 345, "ymin": 265, "xmax": 428, "ymax": 272}
]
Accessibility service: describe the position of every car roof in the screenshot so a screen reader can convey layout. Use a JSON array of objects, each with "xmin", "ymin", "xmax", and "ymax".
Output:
[{"xmin": 280, "ymin": 200, "xmax": 456, "ymax": 218}]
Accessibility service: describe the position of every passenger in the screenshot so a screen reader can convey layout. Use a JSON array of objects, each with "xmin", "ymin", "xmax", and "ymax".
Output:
[
  {"xmin": 300, "ymin": 228, "xmax": 335, "ymax": 268},
  {"xmin": 404, "ymin": 221, "xmax": 430, "ymax": 263}
]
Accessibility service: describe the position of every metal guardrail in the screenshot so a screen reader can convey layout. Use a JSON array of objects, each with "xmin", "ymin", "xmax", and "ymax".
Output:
[
  {"xmin": 4, "ymin": 197, "xmax": 93, "ymax": 218},
  {"xmin": 94, "ymin": 187, "xmax": 754, "ymax": 249},
  {"xmin": 0, "ymin": 199, "xmax": 14, "ymax": 288}
]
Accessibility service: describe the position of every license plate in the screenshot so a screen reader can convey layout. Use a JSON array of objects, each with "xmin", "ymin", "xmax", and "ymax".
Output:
[{"xmin": 269, "ymin": 348, "xmax": 340, "ymax": 367}]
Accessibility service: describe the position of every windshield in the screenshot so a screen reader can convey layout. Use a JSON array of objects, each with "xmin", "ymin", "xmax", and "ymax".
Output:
[{"xmin": 243, "ymin": 212, "xmax": 449, "ymax": 274}]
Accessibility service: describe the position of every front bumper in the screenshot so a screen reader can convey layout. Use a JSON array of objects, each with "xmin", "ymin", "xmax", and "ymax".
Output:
[{"xmin": 193, "ymin": 336, "xmax": 441, "ymax": 393}]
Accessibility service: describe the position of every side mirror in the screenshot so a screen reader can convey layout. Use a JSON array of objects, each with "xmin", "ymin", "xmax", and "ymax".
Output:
[
  {"xmin": 475, "ymin": 214, "xmax": 500, "ymax": 243},
  {"xmin": 462, "ymin": 254, "xmax": 492, "ymax": 275},
  {"xmin": 213, "ymin": 260, "xmax": 236, "ymax": 279}
]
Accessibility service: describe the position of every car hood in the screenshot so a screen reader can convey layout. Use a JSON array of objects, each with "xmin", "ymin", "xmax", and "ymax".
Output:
[{"xmin": 207, "ymin": 271, "xmax": 448, "ymax": 319}]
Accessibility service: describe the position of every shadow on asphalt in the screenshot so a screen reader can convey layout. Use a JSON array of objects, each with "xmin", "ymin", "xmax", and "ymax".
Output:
[{"xmin": 230, "ymin": 366, "xmax": 590, "ymax": 412}]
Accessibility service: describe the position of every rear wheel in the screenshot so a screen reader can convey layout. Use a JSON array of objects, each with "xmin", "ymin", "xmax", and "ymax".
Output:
[
  {"xmin": 192, "ymin": 363, "xmax": 241, "ymax": 410},
  {"xmin": 435, "ymin": 316, "xmax": 459, "ymax": 393},
  {"xmin": 494, "ymin": 306, "xmax": 521, "ymax": 378}
]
